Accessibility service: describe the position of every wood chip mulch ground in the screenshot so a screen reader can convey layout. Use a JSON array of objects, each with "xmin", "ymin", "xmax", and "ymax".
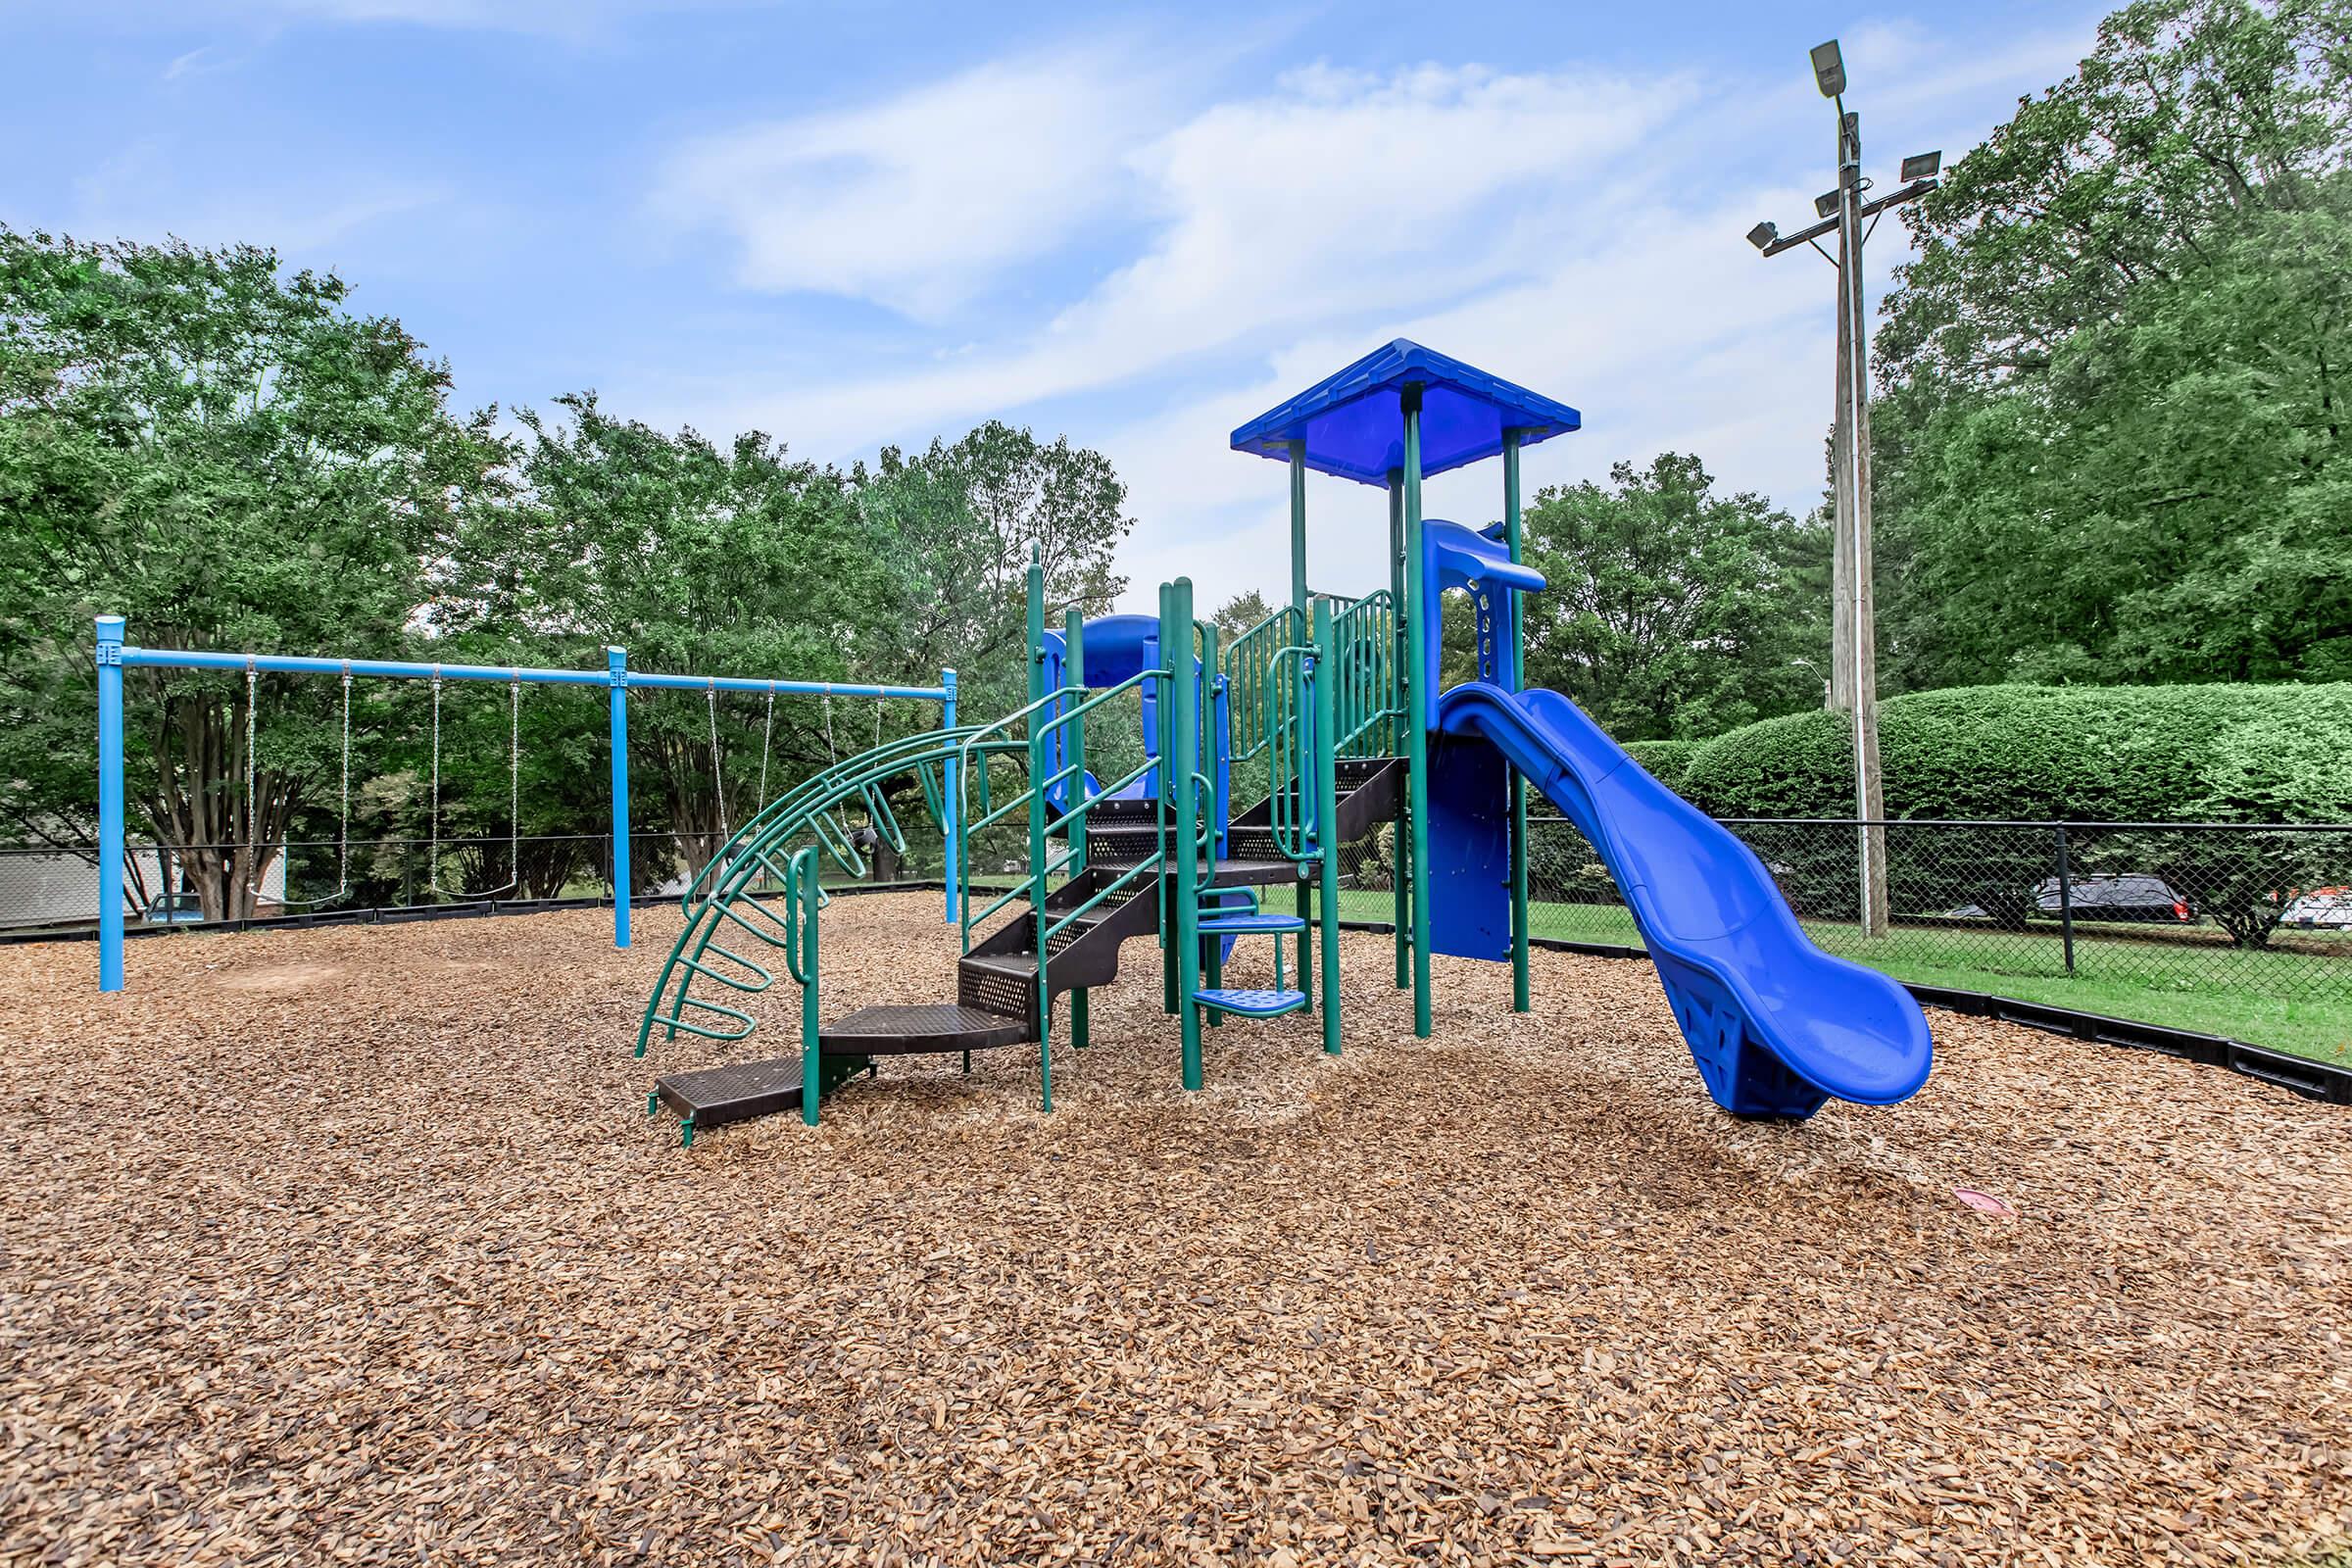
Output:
[{"xmin": 4, "ymin": 894, "xmax": 2348, "ymax": 1567}]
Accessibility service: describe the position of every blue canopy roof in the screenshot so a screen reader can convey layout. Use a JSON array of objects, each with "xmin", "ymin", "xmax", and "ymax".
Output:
[{"xmin": 1229, "ymin": 339, "xmax": 1582, "ymax": 487}]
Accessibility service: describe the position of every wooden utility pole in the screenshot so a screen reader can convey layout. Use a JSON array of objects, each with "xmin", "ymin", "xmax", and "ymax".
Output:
[
  {"xmin": 1749, "ymin": 43, "xmax": 1934, "ymax": 941},
  {"xmin": 1833, "ymin": 108, "xmax": 1890, "ymax": 937}
]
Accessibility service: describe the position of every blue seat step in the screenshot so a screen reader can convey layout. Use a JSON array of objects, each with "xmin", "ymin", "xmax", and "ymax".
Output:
[
  {"xmin": 1191, "ymin": 987, "xmax": 1307, "ymax": 1018},
  {"xmin": 1196, "ymin": 913, "xmax": 1306, "ymax": 935}
]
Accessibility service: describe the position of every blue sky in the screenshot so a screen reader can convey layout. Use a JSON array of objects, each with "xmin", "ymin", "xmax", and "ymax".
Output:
[{"xmin": 15, "ymin": 0, "xmax": 2107, "ymax": 612}]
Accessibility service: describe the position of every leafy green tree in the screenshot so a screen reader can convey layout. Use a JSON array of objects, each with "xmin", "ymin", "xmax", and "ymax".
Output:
[
  {"xmin": 0, "ymin": 230, "xmax": 510, "ymax": 918},
  {"xmin": 1873, "ymin": 0, "xmax": 2352, "ymax": 689},
  {"xmin": 1211, "ymin": 589, "xmax": 1276, "ymax": 640},
  {"xmin": 450, "ymin": 394, "xmax": 891, "ymax": 881},
  {"xmin": 856, "ymin": 419, "xmax": 1133, "ymax": 725},
  {"xmin": 1517, "ymin": 453, "xmax": 1830, "ymax": 741}
]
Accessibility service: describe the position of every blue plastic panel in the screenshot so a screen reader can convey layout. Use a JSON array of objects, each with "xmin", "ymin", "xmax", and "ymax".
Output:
[{"xmin": 1230, "ymin": 339, "xmax": 1583, "ymax": 487}]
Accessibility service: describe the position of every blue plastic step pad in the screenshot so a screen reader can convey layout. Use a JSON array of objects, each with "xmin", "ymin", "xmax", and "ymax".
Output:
[
  {"xmin": 1191, "ymin": 987, "xmax": 1307, "ymax": 1017},
  {"xmin": 1195, "ymin": 913, "xmax": 1306, "ymax": 935}
]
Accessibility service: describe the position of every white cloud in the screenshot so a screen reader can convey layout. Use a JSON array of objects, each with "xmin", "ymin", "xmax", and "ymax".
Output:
[
  {"xmin": 628, "ymin": 12, "xmax": 2108, "ymax": 613},
  {"xmin": 647, "ymin": 58, "xmax": 1695, "ymax": 453},
  {"xmin": 651, "ymin": 47, "xmax": 1169, "ymax": 320}
]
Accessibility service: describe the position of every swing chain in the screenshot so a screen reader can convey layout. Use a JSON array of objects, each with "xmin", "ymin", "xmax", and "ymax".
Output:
[
  {"xmin": 758, "ymin": 681, "xmax": 774, "ymax": 811},
  {"xmin": 707, "ymin": 678, "xmax": 730, "ymax": 845}
]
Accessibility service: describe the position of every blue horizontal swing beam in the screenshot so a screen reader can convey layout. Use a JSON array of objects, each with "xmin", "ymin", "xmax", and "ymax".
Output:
[
  {"xmin": 93, "ymin": 614, "xmax": 952, "ymax": 994},
  {"xmin": 111, "ymin": 645, "xmax": 949, "ymax": 703},
  {"xmin": 1229, "ymin": 338, "xmax": 1583, "ymax": 488}
]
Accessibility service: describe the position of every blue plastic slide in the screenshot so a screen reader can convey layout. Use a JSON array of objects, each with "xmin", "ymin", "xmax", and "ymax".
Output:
[{"xmin": 1430, "ymin": 681, "xmax": 1933, "ymax": 1118}]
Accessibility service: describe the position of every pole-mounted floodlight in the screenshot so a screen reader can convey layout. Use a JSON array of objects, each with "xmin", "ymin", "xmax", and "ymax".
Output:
[
  {"xmin": 1810, "ymin": 39, "xmax": 1845, "ymax": 98},
  {"xmin": 1744, "ymin": 32, "xmax": 1942, "ymax": 945}
]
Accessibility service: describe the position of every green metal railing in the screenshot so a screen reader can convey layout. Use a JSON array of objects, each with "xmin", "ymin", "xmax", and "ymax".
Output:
[
  {"xmin": 636, "ymin": 725, "xmax": 980, "ymax": 1056},
  {"xmin": 1264, "ymin": 642, "xmax": 1318, "ymax": 859},
  {"xmin": 1225, "ymin": 604, "xmax": 1305, "ymax": 776},
  {"xmin": 1332, "ymin": 590, "xmax": 1400, "ymax": 756},
  {"xmin": 956, "ymin": 667, "xmax": 1169, "ymax": 943}
]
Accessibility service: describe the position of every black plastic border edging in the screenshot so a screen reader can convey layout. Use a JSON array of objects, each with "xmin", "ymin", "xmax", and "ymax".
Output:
[
  {"xmin": 0, "ymin": 879, "xmax": 954, "ymax": 948},
  {"xmin": 1334, "ymin": 917, "xmax": 2352, "ymax": 1107}
]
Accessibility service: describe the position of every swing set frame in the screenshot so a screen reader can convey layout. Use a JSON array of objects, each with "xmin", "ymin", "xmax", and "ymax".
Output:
[{"xmin": 92, "ymin": 614, "xmax": 956, "ymax": 994}]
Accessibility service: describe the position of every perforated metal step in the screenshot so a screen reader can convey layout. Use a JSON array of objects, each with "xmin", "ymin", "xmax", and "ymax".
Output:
[
  {"xmin": 652, "ymin": 1052, "xmax": 875, "ymax": 1141},
  {"xmin": 820, "ymin": 1003, "xmax": 1034, "ymax": 1054}
]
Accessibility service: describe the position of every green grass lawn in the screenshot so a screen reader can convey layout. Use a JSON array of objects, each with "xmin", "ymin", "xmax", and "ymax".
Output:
[{"xmin": 1312, "ymin": 889, "xmax": 2352, "ymax": 1067}]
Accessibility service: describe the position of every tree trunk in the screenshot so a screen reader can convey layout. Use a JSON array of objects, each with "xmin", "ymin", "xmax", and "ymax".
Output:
[{"xmin": 140, "ymin": 679, "xmax": 296, "ymax": 921}]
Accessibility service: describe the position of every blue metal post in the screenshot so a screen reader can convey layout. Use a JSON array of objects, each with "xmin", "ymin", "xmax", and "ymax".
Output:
[
  {"xmin": 97, "ymin": 616, "xmax": 126, "ymax": 993},
  {"xmin": 608, "ymin": 646, "xmax": 630, "ymax": 949},
  {"xmin": 942, "ymin": 667, "xmax": 958, "ymax": 923}
]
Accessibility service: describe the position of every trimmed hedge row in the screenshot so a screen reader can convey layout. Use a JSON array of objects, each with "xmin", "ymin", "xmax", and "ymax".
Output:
[
  {"xmin": 1680, "ymin": 682, "xmax": 2352, "ymax": 823},
  {"xmin": 1622, "ymin": 738, "xmax": 1701, "ymax": 789},
  {"xmin": 1674, "ymin": 683, "xmax": 2352, "ymax": 944}
]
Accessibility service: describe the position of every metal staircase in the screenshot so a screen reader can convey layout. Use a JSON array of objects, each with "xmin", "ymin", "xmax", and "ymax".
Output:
[{"xmin": 635, "ymin": 569, "xmax": 1406, "ymax": 1144}]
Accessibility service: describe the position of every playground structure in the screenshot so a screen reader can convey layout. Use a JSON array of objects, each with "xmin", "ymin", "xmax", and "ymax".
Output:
[
  {"xmin": 89, "ymin": 618, "xmax": 953, "ymax": 992},
  {"xmin": 636, "ymin": 341, "xmax": 1935, "ymax": 1140}
]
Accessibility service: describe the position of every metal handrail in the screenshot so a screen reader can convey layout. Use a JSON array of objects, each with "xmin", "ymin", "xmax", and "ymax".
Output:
[
  {"xmin": 1262, "ymin": 645, "xmax": 1320, "ymax": 861},
  {"xmin": 1224, "ymin": 605, "xmax": 1305, "ymax": 771},
  {"xmin": 1332, "ymin": 590, "xmax": 1400, "ymax": 757},
  {"xmin": 639, "ymin": 727, "xmax": 981, "ymax": 1056},
  {"xmin": 955, "ymin": 666, "xmax": 1171, "ymax": 952},
  {"xmin": 1043, "ymin": 850, "xmax": 1165, "ymax": 944}
]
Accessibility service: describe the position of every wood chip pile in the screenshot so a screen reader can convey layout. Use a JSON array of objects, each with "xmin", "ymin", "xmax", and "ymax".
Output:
[{"xmin": 5, "ymin": 895, "xmax": 2348, "ymax": 1566}]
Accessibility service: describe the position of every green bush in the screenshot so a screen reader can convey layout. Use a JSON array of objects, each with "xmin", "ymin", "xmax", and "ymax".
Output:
[
  {"xmin": 1678, "ymin": 682, "xmax": 2352, "ymax": 943},
  {"xmin": 1622, "ymin": 738, "xmax": 1700, "ymax": 789}
]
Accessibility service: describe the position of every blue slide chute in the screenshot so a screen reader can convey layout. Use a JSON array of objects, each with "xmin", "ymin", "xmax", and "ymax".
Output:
[{"xmin": 1430, "ymin": 681, "xmax": 1933, "ymax": 1116}]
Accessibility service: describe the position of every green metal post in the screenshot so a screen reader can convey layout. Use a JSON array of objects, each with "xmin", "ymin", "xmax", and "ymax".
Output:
[
  {"xmin": 1168, "ymin": 578, "xmax": 1202, "ymax": 1089},
  {"xmin": 1200, "ymin": 617, "xmax": 1223, "ymax": 1027},
  {"xmin": 1028, "ymin": 548, "xmax": 1053, "ymax": 1110},
  {"xmin": 1313, "ymin": 598, "xmax": 1343, "ymax": 1054},
  {"xmin": 1288, "ymin": 440, "xmax": 1316, "ymax": 1010},
  {"xmin": 798, "ymin": 855, "xmax": 822, "ymax": 1126},
  {"xmin": 1158, "ymin": 585, "xmax": 1179, "ymax": 1016},
  {"xmin": 1389, "ymin": 471, "xmax": 1409, "ymax": 990},
  {"xmin": 1503, "ymin": 430, "xmax": 1531, "ymax": 1014},
  {"xmin": 1401, "ymin": 387, "xmax": 1432, "ymax": 1038},
  {"xmin": 1065, "ymin": 608, "xmax": 1090, "ymax": 1050}
]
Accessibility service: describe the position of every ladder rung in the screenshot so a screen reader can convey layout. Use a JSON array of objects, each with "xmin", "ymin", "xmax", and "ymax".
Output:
[
  {"xmin": 655, "ymin": 994, "xmax": 758, "ymax": 1042},
  {"xmin": 679, "ymin": 943, "xmax": 773, "ymax": 994}
]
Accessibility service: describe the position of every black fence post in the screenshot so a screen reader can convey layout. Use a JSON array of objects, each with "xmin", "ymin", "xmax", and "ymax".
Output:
[{"xmin": 2055, "ymin": 823, "xmax": 2076, "ymax": 975}]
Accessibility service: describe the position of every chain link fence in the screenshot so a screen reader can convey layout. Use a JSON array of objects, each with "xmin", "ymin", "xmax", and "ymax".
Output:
[
  {"xmin": 1333, "ymin": 816, "xmax": 2352, "ymax": 1062},
  {"xmin": 17, "ymin": 812, "xmax": 2352, "ymax": 1061}
]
